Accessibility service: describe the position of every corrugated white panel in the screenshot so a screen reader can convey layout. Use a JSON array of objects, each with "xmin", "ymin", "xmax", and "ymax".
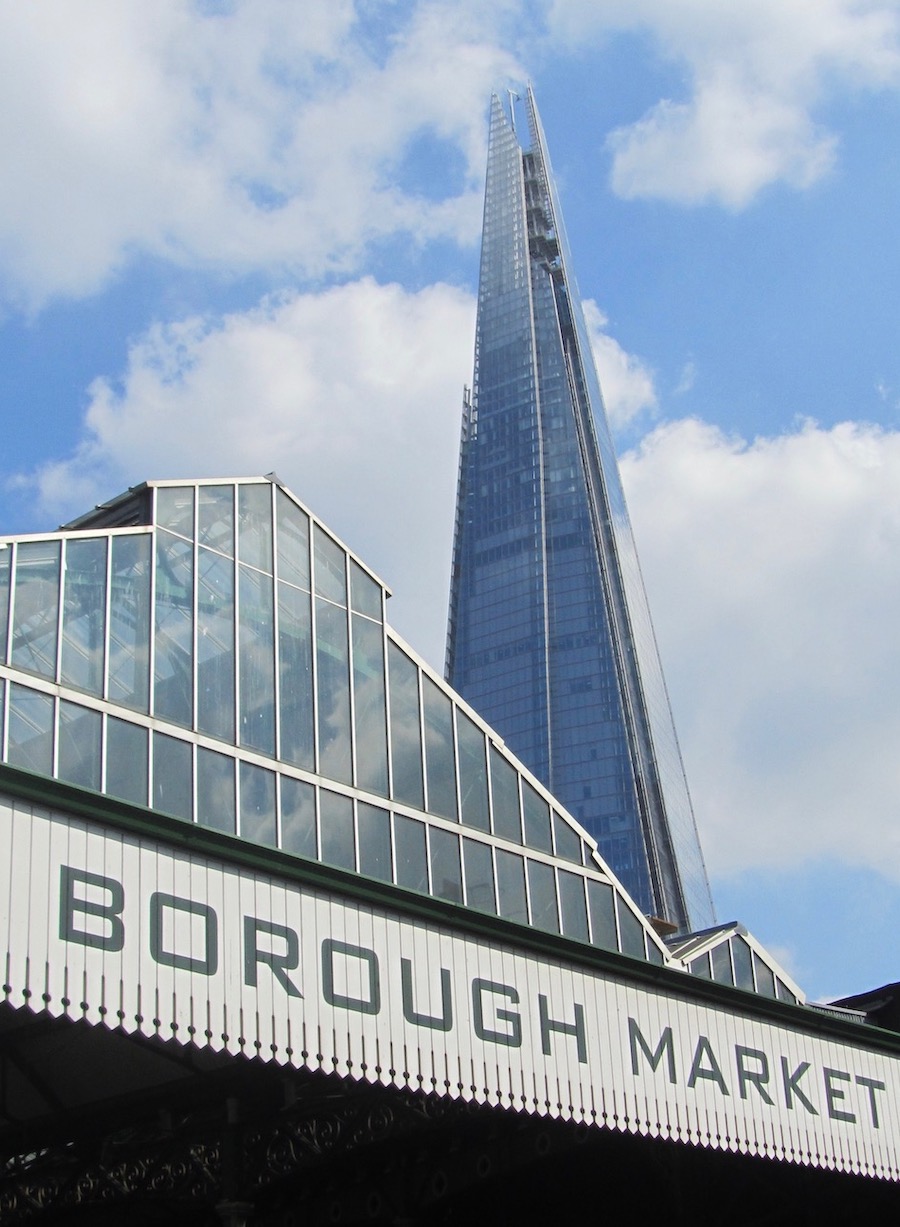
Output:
[{"xmin": 2, "ymin": 791, "xmax": 899, "ymax": 1182}]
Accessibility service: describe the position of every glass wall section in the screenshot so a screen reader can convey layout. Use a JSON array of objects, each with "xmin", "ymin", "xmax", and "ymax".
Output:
[
  {"xmin": 157, "ymin": 485, "xmax": 194, "ymax": 540},
  {"xmin": 463, "ymin": 838, "xmax": 496, "ymax": 913},
  {"xmin": 58, "ymin": 700, "xmax": 101, "ymax": 791},
  {"xmin": 395, "ymin": 815, "xmax": 427, "ymax": 892},
  {"xmin": 7, "ymin": 683, "xmax": 53, "ymax": 775},
  {"xmin": 522, "ymin": 780, "xmax": 551, "ymax": 852},
  {"xmin": 553, "ymin": 811, "xmax": 581, "ymax": 864},
  {"xmin": 320, "ymin": 789, "xmax": 354, "ymax": 871},
  {"xmin": 430, "ymin": 827, "xmax": 463, "ymax": 903},
  {"xmin": 106, "ymin": 717, "xmax": 148, "ymax": 806},
  {"xmin": 240, "ymin": 762, "xmax": 276, "ymax": 846},
  {"xmin": 350, "ymin": 560, "xmax": 381, "ymax": 619},
  {"xmin": 11, "ymin": 541, "xmax": 60, "ymax": 679},
  {"xmin": 238, "ymin": 484, "xmax": 273, "ymax": 573},
  {"xmin": 352, "ymin": 613, "xmax": 387, "ymax": 794},
  {"xmin": 108, "ymin": 535, "xmax": 151, "ymax": 712},
  {"xmin": 60, "ymin": 537, "xmax": 107, "ymax": 695},
  {"xmin": 276, "ymin": 489, "xmax": 309, "ymax": 589},
  {"xmin": 617, "ymin": 904, "xmax": 647, "ymax": 960},
  {"xmin": 278, "ymin": 581, "xmax": 313, "ymax": 768},
  {"xmin": 316, "ymin": 598, "xmax": 351, "ymax": 783},
  {"xmin": 314, "ymin": 526, "xmax": 346, "ymax": 605},
  {"xmin": 456, "ymin": 710, "xmax": 489, "ymax": 831},
  {"xmin": 238, "ymin": 566, "xmax": 275, "ymax": 755},
  {"xmin": 496, "ymin": 850, "xmax": 528, "ymax": 924},
  {"xmin": 154, "ymin": 532, "xmax": 193, "ymax": 726},
  {"xmin": 388, "ymin": 643, "xmax": 424, "ymax": 808},
  {"xmin": 587, "ymin": 880, "xmax": 618, "ymax": 951},
  {"xmin": 0, "ymin": 545, "xmax": 10, "ymax": 662},
  {"xmin": 753, "ymin": 952, "xmax": 777, "ymax": 999},
  {"xmin": 153, "ymin": 731, "xmax": 192, "ymax": 821},
  {"xmin": 558, "ymin": 869, "xmax": 589, "ymax": 941},
  {"xmin": 732, "ymin": 934, "xmax": 754, "ymax": 991},
  {"xmin": 422, "ymin": 677, "xmax": 457, "ymax": 822},
  {"xmin": 527, "ymin": 860, "xmax": 559, "ymax": 933},
  {"xmin": 199, "ymin": 485, "xmax": 234, "ymax": 556},
  {"xmin": 280, "ymin": 775, "xmax": 316, "ymax": 859},
  {"xmin": 358, "ymin": 801, "xmax": 391, "ymax": 882},
  {"xmin": 197, "ymin": 547, "xmax": 235, "ymax": 741},
  {"xmin": 489, "ymin": 747, "xmax": 521, "ymax": 843},
  {"xmin": 197, "ymin": 747, "xmax": 236, "ymax": 833},
  {"xmin": 711, "ymin": 942, "xmax": 734, "ymax": 986}
]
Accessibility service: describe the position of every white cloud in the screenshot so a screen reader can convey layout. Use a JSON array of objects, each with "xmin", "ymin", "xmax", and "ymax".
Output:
[
  {"xmin": 21, "ymin": 278, "xmax": 475, "ymax": 668},
  {"xmin": 549, "ymin": 0, "xmax": 900, "ymax": 206},
  {"xmin": 621, "ymin": 416, "xmax": 900, "ymax": 880},
  {"xmin": 0, "ymin": 1, "xmax": 521, "ymax": 307},
  {"xmin": 583, "ymin": 299, "xmax": 657, "ymax": 428}
]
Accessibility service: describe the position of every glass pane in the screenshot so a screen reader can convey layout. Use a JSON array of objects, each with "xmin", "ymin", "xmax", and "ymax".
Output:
[
  {"xmin": 275, "ymin": 488, "xmax": 310, "ymax": 590},
  {"xmin": 753, "ymin": 953, "xmax": 777, "ymax": 999},
  {"xmin": 154, "ymin": 531, "xmax": 193, "ymax": 727},
  {"xmin": 456, "ymin": 710, "xmax": 489, "ymax": 831},
  {"xmin": 240, "ymin": 761, "xmax": 276, "ymax": 846},
  {"xmin": 57, "ymin": 701, "xmax": 101, "ymax": 791},
  {"xmin": 239, "ymin": 565, "xmax": 275, "ymax": 755},
  {"xmin": 278, "ymin": 581, "xmax": 313, "ymax": 768},
  {"xmin": 388, "ymin": 642, "xmax": 423, "ymax": 808},
  {"xmin": 153, "ymin": 732, "xmax": 192, "ymax": 821},
  {"xmin": 198, "ymin": 485, "xmax": 234, "ymax": 556},
  {"xmin": 197, "ymin": 548, "xmax": 235, "ymax": 742},
  {"xmin": 618, "ymin": 903, "xmax": 646, "ymax": 960},
  {"xmin": 350, "ymin": 560, "xmax": 381, "ymax": 619},
  {"xmin": 732, "ymin": 935, "xmax": 755, "ymax": 991},
  {"xmin": 527, "ymin": 860, "xmax": 559, "ymax": 933},
  {"xmin": 316, "ymin": 598, "xmax": 351, "ymax": 782},
  {"xmin": 156, "ymin": 486, "xmax": 194, "ymax": 539},
  {"xmin": 0, "ymin": 545, "xmax": 10, "ymax": 663},
  {"xmin": 11, "ymin": 540, "xmax": 61, "ymax": 679},
  {"xmin": 280, "ymin": 776, "xmax": 316, "ymax": 859},
  {"xmin": 358, "ymin": 801, "xmax": 391, "ymax": 882},
  {"xmin": 430, "ymin": 827, "xmax": 463, "ymax": 903},
  {"xmin": 553, "ymin": 812, "xmax": 582, "ymax": 863},
  {"xmin": 587, "ymin": 879, "xmax": 617, "ymax": 950},
  {"xmin": 558, "ymin": 870, "xmax": 588, "ymax": 941},
  {"xmin": 489, "ymin": 747, "xmax": 521, "ymax": 843},
  {"xmin": 238, "ymin": 484, "xmax": 273, "ymax": 573},
  {"xmin": 690, "ymin": 953, "xmax": 712, "ymax": 979},
  {"xmin": 711, "ymin": 941, "xmax": 735, "ymax": 986},
  {"xmin": 106, "ymin": 717, "xmax": 148, "ymax": 806},
  {"xmin": 60, "ymin": 537, "xmax": 107, "ymax": 695},
  {"xmin": 496, "ymin": 850, "xmax": 527, "ymax": 924},
  {"xmin": 108, "ymin": 534, "xmax": 151, "ymax": 712},
  {"xmin": 646, "ymin": 940, "xmax": 666, "ymax": 967},
  {"xmin": 522, "ymin": 780, "xmax": 551, "ymax": 852},
  {"xmin": 352, "ymin": 614, "xmax": 387, "ymax": 794},
  {"xmin": 422, "ymin": 677, "xmax": 457, "ymax": 821},
  {"xmin": 314, "ymin": 526, "xmax": 346, "ymax": 605},
  {"xmin": 197, "ymin": 747, "xmax": 235, "ymax": 833},
  {"xmin": 394, "ymin": 814, "xmax": 427, "ymax": 892},
  {"xmin": 320, "ymin": 789, "xmax": 354, "ymax": 871},
  {"xmin": 7, "ymin": 684, "xmax": 53, "ymax": 775},
  {"xmin": 463, "ymin": 838, "xmax": 496, "ymax": 914}
]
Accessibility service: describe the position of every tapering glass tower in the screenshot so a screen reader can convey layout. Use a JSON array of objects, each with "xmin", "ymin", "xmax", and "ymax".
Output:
[{"xmin": 446, "ymin": 89, "xmax": 714, "ymax": 931}]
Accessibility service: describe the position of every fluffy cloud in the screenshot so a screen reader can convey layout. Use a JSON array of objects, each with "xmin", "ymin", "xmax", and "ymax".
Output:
[
  {"xmin": 549, "ymin": 0, "xmax": 900, "ymax": 206},
  {"xmin": 583, "ymin": 299, "xmax": 657, "ymax": 429},
  {"xmin": 23, "ymin": 278, "xmax": 475, "ymax": 667},
  {"xmin": 621, "ymin": 416, "xmax": 900, "ymax": 879}
]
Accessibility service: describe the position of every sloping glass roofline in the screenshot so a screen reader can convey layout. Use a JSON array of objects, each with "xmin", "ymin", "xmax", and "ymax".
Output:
[{"xmin": 0, "ymin": 476, "xmax": 796, "ymax": 999}]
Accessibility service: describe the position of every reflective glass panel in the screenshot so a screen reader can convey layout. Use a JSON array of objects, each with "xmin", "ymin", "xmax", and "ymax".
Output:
[
  {"xmin": 489, "ymin": 747, "xmax": 521, "ymax": 843},
  {"xmin": 239, "ymin": 565, "xmax": 275, "ymax": 755},
  {"xmin": 358, "ymin": 801, "xmax": 391, "ymax": 882},
  {"xmin": 153, "ymin": 731, "xmax": 192, "ymax": 821},
  {"xmin": 350, "ymin": 560, "xmax": 381, "ymax": 619},
  {"xmin": 278, "ymin": 581, "xmax": 313, "ymax": 768},
  {"xmin": 495, "ymin": 849, "xmax": 527, "ymax": 924},
  {"xmin": 154, "ymin": 531, "xmax": 193, "ymax": 727},
  {"xmin": 197, "ymin": 548, "xmax": 235, "ymax": 741},
  {"xmin": 527, "ymin": 860, "xmax": 559, "ymax": 933},
  {"xmin": 57, "ymin": 701, "xmax": 101, "ymax": 791},
  {"xmin": 0, "ymin": 545, "xmax": 10, "ymax": 662},
  {"xmin": 553, "ymin": 812, "xmax": 581, "ymax": 864},
  {"xmin": 422, "ymin": 677, "xmax": 457, "ymax": 821},
  {"xmin": 198, "ymin": 485, "xmax": 234, "ymax": 556},
  {"xmin": 197, "ymin": 746, "xmax": 235, "ymax": 833},
  {"xmin": 11, "ymin": 540, "xmax": 60, "ymax": 679},
  {"xmin": 7, "ymin": 684, "xmax": 53, "ymax": 775},
  {"xmin": 430, "ymin": 827, "xmax": 463, "ymax": 903},
  {"xmin": 646, "ymin": 939, "xmax": 666, "ymax": 967},
  {"xmin": 314, "ymin": 527, "xmax": 346, "ymax": 605},
  {"xmin": 394, "ymin": 814, "xmax": 427, "ymax": 892},
  {"xmin": 753, "ymin": 952, "xmax": 777, "ymax": 999},
  {"xmin": 456, "ymin": 710, "xmax": 489, "ymax": 831},
  {"xmin": 280, "ymin": 776, "xmax": 316, "ymax": 859},
  {"xmin": 316, "ymin": 598, "xmax": 351, "ymax": 783},
  {"xmin": 587, "ymin": 879, "xmax": 617, "ymax": 950},
  {"xmin": 238, "ymin": 484, "xmax": 273, "ymax": 573},
  {"xmin": 732, "ymin": 935, "xmax": 754, "ymax": 991},
  {"xmin": 711, "ymin": 942, "xmax": 734, "ymax": 986},
  {"xmin": 320, "ymin": 789, "xmax": 354, "ymax": 871},
  {"xmin": 108, "ymin": 534, "xmax": 151, "ymax": 712},
  {"xmin": 618, "ymin": 903, "xmax": 646, "ymax": 960},
  {"xmin": 388, "ymin": 642, "xmax": 423, "ymax": 808},
  {"xmin": 60, "ymin": 538, "xmax": 107, "ymax": 696},
  {"xmin": 352, "ymin": 614, "xmax": 388, "ymax": 795},
  {"xmin": 275, "ymin": 488, "xmax": 310, "ymax": 590},
  {"xmin": 240, "ymin": 761, "xmax": 276, "ymax": 846},
  {"xmin": 463, "ymin": 838, "xmax": 496, "ymax": 914},
  {"xmin": 156, "ymin": 486, "xmax": 194, "ymax": 539},
  {"xmin": 558, "ymin": 869, "xmax": 588, "ymax": 941},
  {"xmin": 106, "ymin": 717, "xmax": 148, "ymax": 806},
  {"xmin": 522, "ymin": 780, "xmax": 551, "ymax": 852},
  {"xmin": 690, "ymin": 953, "xmax": 712, "ymax": 979}
]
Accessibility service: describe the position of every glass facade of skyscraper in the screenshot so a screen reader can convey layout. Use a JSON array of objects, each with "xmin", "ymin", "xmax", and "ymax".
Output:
[{"xmin": 447, "ymin": 91, "xmax": 715, "ymax": 931}]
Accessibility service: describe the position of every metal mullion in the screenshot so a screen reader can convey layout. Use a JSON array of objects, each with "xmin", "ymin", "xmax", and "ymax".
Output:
[
  {"xmin": 345, "ymin": 552, "xmax": 357, "ymax": 789},
  {"xmin": 147, "ymin": 496, "xmax": 159, "ymax": 719},
  {"xmin": 102, "ymin": 534, "xmax": 113, "ymax": 702},
  {"xmin": 416, "ymin": 663, "xmax": 427, "ymax": 815},
  {"xmin": 55, "ymin": 540, "xmax": 66, "ymax": 686},
  {"xmin": 270, "ymin": 481, "xmax": 282, "ymax": 766},
  {"xmin": 384, "ymin": 635, "xmax": 396, "ymax": 802},
  {"xmin": 308, "ymin": 533, "xmax": 320, "ymax": 776},
  {"xmin": 5, "ymin": 542, "xmax": 16, "ymax": 663},
  {"xmin": 191, "ymin": 486, "xmax": 199, "ymax": 735}
]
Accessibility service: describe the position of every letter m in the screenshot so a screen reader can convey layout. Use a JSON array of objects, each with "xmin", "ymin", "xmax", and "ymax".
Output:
[{"xmin": 629, "ymin": 1017, "xmax": 676, "ymax": 1084}]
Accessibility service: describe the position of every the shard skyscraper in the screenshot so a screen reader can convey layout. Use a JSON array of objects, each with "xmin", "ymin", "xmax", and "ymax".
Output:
[{"xmin": 446, "ymin": 89, "xmax": 715, "ymax": 932}]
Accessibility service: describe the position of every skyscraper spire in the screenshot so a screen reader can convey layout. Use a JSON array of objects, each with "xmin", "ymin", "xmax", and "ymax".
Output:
[{"xmin": 446, "ymin": 87, "xmax": 715, "ymax": 931}]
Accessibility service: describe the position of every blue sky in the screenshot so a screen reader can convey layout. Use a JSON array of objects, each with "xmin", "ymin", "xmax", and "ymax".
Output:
[{"xmin": 2, "ymin": 0, "xmax": 900, "ymax": 1001}]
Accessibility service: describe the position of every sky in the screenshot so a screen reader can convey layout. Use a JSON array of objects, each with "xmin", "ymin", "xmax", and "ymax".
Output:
[{"xmin": 2, "ymin": 0, "xmax": 900, "ymax": 1002}]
